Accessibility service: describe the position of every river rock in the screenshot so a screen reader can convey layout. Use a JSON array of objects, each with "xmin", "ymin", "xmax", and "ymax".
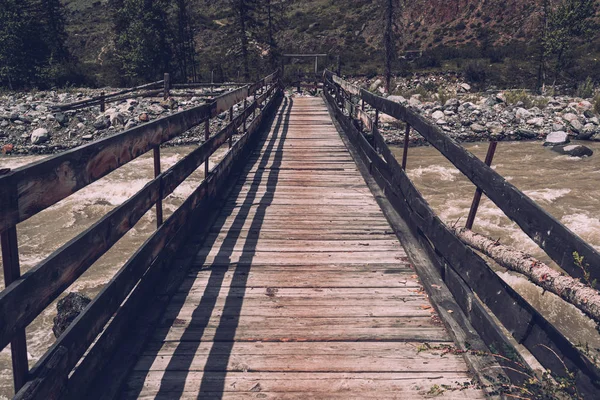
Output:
[
  {"xmin": 551, "ymin": 144, "xmax": 593, "ymax": 157},
  {"xmin": 108, "ymin": 112, "xmax": 125, "ymax": 126},
  {"xmin": 444, "ymin": 98, "xmax": 459, "ymax": 111},
  {"xmin": 93, "ymin": 116, "xmax": 110, "ymax": 130},
  {"xmin": 369, "ymin": 79, "xmax": 382, "ymax": 92},
  {"xmin": 408, "ymin": 97, "xmax": 422, "ymax": 108},
  {"xmin": 459, "ymin": 83, "xmax": 471, "ymax": 92},
  {"xmin": 577, "ymin": 124, "xmax": 597, "ymax": 140},
  {"xmin": 387, "ymin": 95, "xmax": 407, "ymax": 105},
  {"xmin": 568, "ymin": 119, "xmax": 583, "ymax": 133},
  {"xmin": 527, "ymin": 117, "xmax": 544, "ymax": 127},
  {"xmin": 471, "ymin": 123, "xmax": 487, "ymax": 133},
  {"xmin": 53, "ymin": 292, "xmax": 92, "ymax": 338},
  {"xmin": 431, "ymin": 110, "xmax": 445, "ymax": 120},
  {"xmin": 54, "ymin": 112, "xmax": 68, "ymax": 126},
  {"xmin": 30, "ymin": 128, "xmax": 49, "ymax": 144},
  {"xmin": 139, "ymin": 113, "xmax": 150, "ymax": 122},
  {"xmin": 562, "ymin": 113, "xmax": 579, "ymax": 123},
  {"xmin": 486, "ymin": 121, "xmax": 504, "ymax": 135},
  {"xmin": 515, "ymin": 108, "xmax": 532, "ymax": 120},
  {"xmin": 516, "ymin": 129, "xmax": 537, "ymax": 139},
  {"xmin": 544, "ymin": 131, "xmax": 570, "ymax": 146}
]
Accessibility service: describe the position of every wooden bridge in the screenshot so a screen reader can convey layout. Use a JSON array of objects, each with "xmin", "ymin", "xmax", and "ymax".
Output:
[{"xmin": 1, "ymin": 71, "xmax": 600, "ymax": 399}]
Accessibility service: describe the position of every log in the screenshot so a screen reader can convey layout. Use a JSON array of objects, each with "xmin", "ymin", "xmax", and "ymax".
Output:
[{"xmin": 453, "ymin": 227, "xmax": 600, "ymax": 327}]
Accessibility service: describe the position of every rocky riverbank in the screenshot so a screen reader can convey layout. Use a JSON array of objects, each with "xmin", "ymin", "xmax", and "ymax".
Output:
[
  {"xmin": 0, "ymin": 87, "xmax": 245, "ymax": 156},
  {"xmin": 349, "ymin": 75, "xmax": 600, "ymax": 148}
]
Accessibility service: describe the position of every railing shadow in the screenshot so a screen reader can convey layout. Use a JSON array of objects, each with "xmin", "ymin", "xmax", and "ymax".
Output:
[{"xmin": 125, "ymin": 96, "xmax": 293, "ymax": 399}]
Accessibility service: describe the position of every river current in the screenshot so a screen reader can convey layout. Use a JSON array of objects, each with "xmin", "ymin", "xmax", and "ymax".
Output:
[{"xmin": 0, "ymin": 141, "xmax": 599, "ymax": 397}]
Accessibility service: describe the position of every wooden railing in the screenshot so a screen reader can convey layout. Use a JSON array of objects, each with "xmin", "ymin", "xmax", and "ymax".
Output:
[
  {"xmin": 51, "ymin": 78, "xmax": 167, "ymax": 112},
  {"xmin": 0, "ymin": 71, "xmax": 281, "ymax": 399},
  {"xmin": 323, "ymin": 70, "xmax": 600, "ymax": 396}
]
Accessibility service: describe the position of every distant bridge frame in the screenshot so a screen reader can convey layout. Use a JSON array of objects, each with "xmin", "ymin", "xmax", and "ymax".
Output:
[{"xmin": 282, "ymin": 53, "xmax": 329, "ymax": 76}]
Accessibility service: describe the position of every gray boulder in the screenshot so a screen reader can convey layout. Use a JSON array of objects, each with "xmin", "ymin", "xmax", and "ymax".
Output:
[
  {"xmin": 54, "ymin": 113, "xmax": 68, "ymax": 126},
  {"xmin": 93, "ymin": 116, "xmax": 110, "ymax": 130},
  {"xmin": 551, "ymin": 144, "xmax": 593, "ymax": 157},
  {"xmin": 544, "ymin": 131, "xmax": 570, "ymax": 146},
  {"xmin": 387, "ymin": 95, "xmax": 407, "ymax": 105},
  {"xmin": 471, "ymin": 123, "xmax": 487, "ymax": 133},
  {"xmin": 515, "ymin": 108, "xmax": 532, "ymax": 120},
  {"xmin": 30, "ymin": 128, "xmax": 49, "ymax": 144},
  {"xmin": 53, "ymin": 293, "xmax": 91, "ymax": 338},
  {"xmin": 516, "ymin": 129, "xmax": 537, "ymax": 139},
  {"xmin": 431, "ymin": 110, "xmax": 445, "ymax": 120},
  {"xmin": 568, "ymin": 119, "xmax": 583, "ymax": 133}
]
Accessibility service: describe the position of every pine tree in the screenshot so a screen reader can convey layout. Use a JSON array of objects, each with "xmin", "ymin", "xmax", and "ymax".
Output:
[
  {"xmin": 263, "ymin": 0, "xmax": 284, "ymax": 72},
  {"xmin": 112, "ymin": 0, "xmax": 173, "ymax": 82},
  {"xmin": 382, "ymin": 0, "xmax": 399, "ymax": 94},
  {"xmin": 228, "ymin": 0, "xmax": 260, "ymax": 80},
  {"xmin": 174, "ymin": 0, "xmax": 197, "ymax": 82}
]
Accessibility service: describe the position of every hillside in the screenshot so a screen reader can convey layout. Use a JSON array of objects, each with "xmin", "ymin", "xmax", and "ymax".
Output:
[{"xmin": 61, "ymin": 0, "xmax": 600, "ymax": 86}]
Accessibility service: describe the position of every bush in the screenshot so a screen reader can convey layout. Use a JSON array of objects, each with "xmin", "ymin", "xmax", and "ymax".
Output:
[
  {"xmin": 463, "ymin": 61, "xmax": 488, "ymax": 86},
  {"xmin": 504, "ymin": 90, "xmax": 549, "ymax": 109},
  {"xmin": 594, "ymin": 93, "xmax": 600, "ymax": 115},
  {"xmin": 577, "ymin": 77, "xmax": 594, "ymax": 99}
]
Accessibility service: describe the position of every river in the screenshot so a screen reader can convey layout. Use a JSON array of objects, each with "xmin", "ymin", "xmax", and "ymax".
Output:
[{"xmin": 0, "ymin": 141, "xmax": 599, "ymax": 397}]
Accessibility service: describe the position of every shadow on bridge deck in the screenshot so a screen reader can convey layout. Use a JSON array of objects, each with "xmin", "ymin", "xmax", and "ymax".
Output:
[{"xmin": 118, "ymin": 96, "xmax": 483, "ymax": 399}]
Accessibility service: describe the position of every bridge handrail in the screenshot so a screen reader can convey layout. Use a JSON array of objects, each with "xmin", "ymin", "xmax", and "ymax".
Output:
[
  {"xmin": 0, "ymin": 71, "xmax": 281, "ymax": 398},
  {"xmin": 324, "ymin": 70, "xmax": 600, "ymax": 283},
  {"xmin": 51, "ymin": 79, "xmax": 166, "ymax": 111},
  {"xmin": 323, "ymin": 70, "xmax": 600, "ymax": 396}
]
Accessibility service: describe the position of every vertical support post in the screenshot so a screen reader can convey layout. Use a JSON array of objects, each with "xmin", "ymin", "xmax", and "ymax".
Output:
[
  {"xmin": 465, "ymin": 141, "xmax": 498, "ymax": 230},
  {"xmin": 315, "ymin": 56, "xmax": 318, "ymax": 76},
  {"xmin": 336, "ymin": 55, "xmax": 341, "ymax": 76},
  {"xmin": 1, "ymin": 227, "xmax": 28, "ymax": 392},
  {"xmin": 204, "ymin": 119, "xmax": 210, "ymax": 177},
  {"xmin": 243, "ymin": 99, "xmax": 248, "ymax": 134},
  {"xmin": 229, "ymin": 106, "xmax": 234, "ymax": 148},
  {"xmin": 163, "ymin": 73, "xmax": 170, "ymax": 100},
  {"xmin": 402, "ymin": 124, "xmax": 411, "ymax": 170},
  {"xmin": 375, "ymin": 110, "xmax": 379, "ymax": 128},
  {"xmin": 100, "ymin": 92, "xmax": 105, "ymax": 113},
  {"xmin": 153, "ymin": 147, "xmax": 163, "ymax": 227}
]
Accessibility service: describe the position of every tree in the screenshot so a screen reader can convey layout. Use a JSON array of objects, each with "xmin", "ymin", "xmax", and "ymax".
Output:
[
  {"xmin": 228, "ymin": 0, "xmax": 261, "ymax": 79},
  {"xmin": 262, "ymin": 0, "xmax": 285, "ymax": 72},
  {"xmin": 0, "ymin": 0, "xmax": 70, "ymax": 88},
  {"xmin": 538, "ymin": 0, "xmax": 596, "ymax": 91},
  {"xmin": 112, "ymin": 0, "xmax": 173, "ymax": 82},
  {"xmin": 382, "ymin": 0, "xmax": 400, "ymax": 94},
  {"xmin": 174, "ymin": 0, "xmax": 198, "ymax": 82}
]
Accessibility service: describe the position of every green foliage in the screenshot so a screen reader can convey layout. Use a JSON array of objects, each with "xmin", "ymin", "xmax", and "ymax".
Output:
[
  {"xmin": 576, "ymin": 77, "xmax": 594, "ymax": 98},
  {"xmin": 573, "ymin": 251, "xmax": 597, "ymax": 287},
  {"xmin": 463, "ymin": 61, "xmax": 488, "ymax": 87},
  {"xmin": 112, "ymin": 0, "xmax": 172, "ymax": 83},
  {"xmin": 0, "ymin": 0, "xmax": 71, "ymax": 88},
  {"xmin": 594, "ymin": 93, "xmax": 600, "ymax": 115},
  {"xmin": 504, "ymin": 90, "xmax": 549, "ymax": 109}
]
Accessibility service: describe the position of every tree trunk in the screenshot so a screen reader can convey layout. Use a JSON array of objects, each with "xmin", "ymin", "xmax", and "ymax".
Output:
[{"xmin": 452, "ymin": 227, "xmax": 600, "ymax": 327}]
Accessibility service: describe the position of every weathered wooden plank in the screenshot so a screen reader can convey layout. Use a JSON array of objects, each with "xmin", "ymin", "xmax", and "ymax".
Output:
[{"xmin": 122, "ymin": 371, "xmax": 482, "ymax": 399}]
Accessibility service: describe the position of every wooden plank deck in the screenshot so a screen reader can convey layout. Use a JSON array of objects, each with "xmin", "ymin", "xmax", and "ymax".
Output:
[{"xmin": 118, "ymin": 97, "xmax": 484, "ymax": 399}]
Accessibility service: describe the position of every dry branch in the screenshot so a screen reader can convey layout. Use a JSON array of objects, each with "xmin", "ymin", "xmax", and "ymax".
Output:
[{"xmin": 452, "ymin": 227, "xmax": 600, "ymax": 327}]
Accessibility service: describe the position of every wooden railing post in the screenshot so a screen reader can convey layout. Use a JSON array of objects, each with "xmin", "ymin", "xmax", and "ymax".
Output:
[
  {"xmin": 100, "ymin": 92, "xmax": 105, "ymax": 113},
  {"xmin": 243, "ymin": 99, "xmax": 247, "ymax": 134},
  {"xmin": 153, "ymin": 147, "xmax": 163, "ymax": 228},
  {"xmin": 163, "ymin": 73, "xmax": 170, "ymax": 100},
  {"xmin": 204, "ymin": 119, "xmax": 210, "ymax": 177},
  {"xmin": 402, "ymin": 124, "xmax": 411, "ymax": 170},
  {"xmin": 229, "ymin": 106, "xmax": 234, "ymax": 148},
  {"xmin": 1, "ymin": 227, "xmax": 28, "ymax": 393},
  {"xmin": 465, "ymin": 141, "xmax": 498, "ymax": 230},
  {"xmin": 375, "ymin": 110, "xmax": 379, "ymax": 129}
]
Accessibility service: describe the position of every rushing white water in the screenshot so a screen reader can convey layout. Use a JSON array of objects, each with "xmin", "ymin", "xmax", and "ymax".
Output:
[
  {"xmin": 0, "ymin": 146, "xmax": 226, "ymax": 397},
  {"xmin": 392, "ymin": 141, "xmax": 600, "ymax": 360}
]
